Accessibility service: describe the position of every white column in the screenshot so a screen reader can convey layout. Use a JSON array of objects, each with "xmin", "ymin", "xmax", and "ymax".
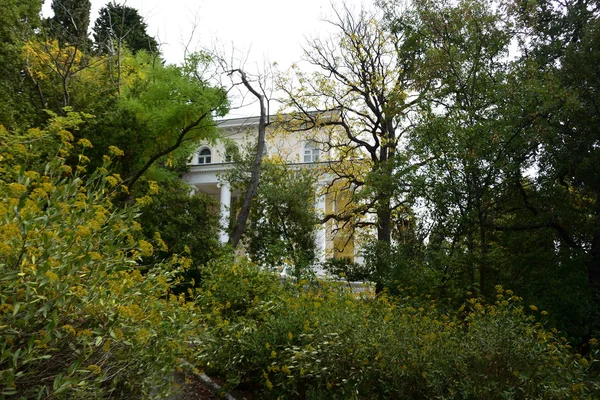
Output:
[
  {"xmin": 219, "ymin": 181, "xmax": 231, "ymax": 244},
  {"xmin": 315, "ymin": 188, "xmax": 327, "ymax": 269}
]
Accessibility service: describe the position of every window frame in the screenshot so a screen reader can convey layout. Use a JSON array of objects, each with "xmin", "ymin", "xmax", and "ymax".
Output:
[
  {"xmin": 197, "ymin": 147, "xmax": 212, "ymax": 164},
  {"xmin": 303, "ymin": 142, "xmax": 320, "ymax": 163}
]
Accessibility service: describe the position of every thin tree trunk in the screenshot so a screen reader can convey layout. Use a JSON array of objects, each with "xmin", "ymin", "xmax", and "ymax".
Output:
[
  {"xmin": 229, "ymin": 69, "xmax": 268, "ymax": 248},
  {"xmin": 479, "ymin": 211, "xmax": 488, "ymax": 296}
]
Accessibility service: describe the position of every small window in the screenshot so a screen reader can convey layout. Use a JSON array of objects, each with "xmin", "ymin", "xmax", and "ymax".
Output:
[
  {"xmin": 304, "ymin": 142, "xmax": 320, "ymax": 163},
  {"xmin": 198, "ymin": 147, "xmax": 211, "ymax": 164}
]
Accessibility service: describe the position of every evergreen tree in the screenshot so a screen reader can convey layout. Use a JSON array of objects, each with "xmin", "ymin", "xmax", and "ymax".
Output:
[
  {"xmin": 93, "ymin": 3, "xmax": 159, "ymax": 55},
  {"xmin": 47, "ymin": 0, "xmax": 91, "ymax": 48}
]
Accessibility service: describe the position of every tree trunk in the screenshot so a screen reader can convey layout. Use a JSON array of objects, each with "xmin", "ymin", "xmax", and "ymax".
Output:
[
  {"xmin": 374, "ymin": 202, "xmax": 392, "ymax": 294},
  {"xmin": 479, "ymin": 211, "xmax": 488, "ymax": 296},
  {"xmin": 229, "ymin": 69, "xmax": 268, "ymax": 248}
]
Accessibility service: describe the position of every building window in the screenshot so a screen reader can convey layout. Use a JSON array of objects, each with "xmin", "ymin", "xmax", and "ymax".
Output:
[
  {"xmin": 304, "ymin": 142, "xmax": 320, "ymax": 163},
  {"xmin": 198, "ymin": 147, "xmax": 211, "ymax": 164}
]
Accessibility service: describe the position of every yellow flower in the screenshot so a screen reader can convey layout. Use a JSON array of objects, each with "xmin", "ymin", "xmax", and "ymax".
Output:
[
  {"xmin": 87, "ymin": 364, "xmax": 102, "ymax": 375},
  {"xmin": 78, "ymin": 154, "xmax": 90, "ymax": 164},
  {"xmin": 45, "ymin": 271, "xmax": 59, "ymax": 282},
  {"xmin": 62, "ymin": 325, "xmax": 76, "ymax": 335},
  {"xmin": 265, "ymin": 379, "xmax": 273, "ymax": 390},
  {"xmin": 113, "ymin": 328, "xmax": 124, "ymax": 340},
  {"xmin": 108, "ymin": 145, "xmax": 124, "ymax": 156},
  {"xmin": 77, "ymin": 329, "xmax": 92, "ymax": 337},
  {"xmin": 105, "ymin": 176, "xmax": 118, "ymax": 187},
  {"xmin": 77, "ymin": 138, "xmax": 93, "ymax": 148},
  {"xmin": 148, "ymin": 180, "xmax": 159, "ymax": 194},
  {"xmin": 76, "ymin": 225, "xmax": 91, "ymax": 237},
  {"xmin": 529, "ymin": 305, "xmax": 538, "ymax": 312},
  {"xmin": 138, "ymin": 240, "xmax": 154, "ymax": 257},
  {"xmin": 136, "ymin": 328, "xmax": 150, "ymax": 344},
  {"xmin": 8, "ymin": 183, "xmax": 27, "ymax": 196}
]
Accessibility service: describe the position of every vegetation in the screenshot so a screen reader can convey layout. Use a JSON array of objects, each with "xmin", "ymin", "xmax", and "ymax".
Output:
[
  {"xmin": 0, "ymin": 120, "xmax": 200, "ymax": 398},
  {"xmin": 196, "ymin": 261, "xmax": 599, "ymax": 399},
  {"xmin": 1, "ymin": 0, "xmax": 600, "ymax": 398}
]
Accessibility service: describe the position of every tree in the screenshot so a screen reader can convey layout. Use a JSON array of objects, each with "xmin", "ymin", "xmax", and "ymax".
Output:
[
  {"xmin": 93, "ymin": 3, "xmax": 159, "ymax": 55},
  {"xmin": 46, "ymin": 0, "xmax": 92, "ymax": 49},
  {"xmin": 245, "ymin": 159, "xmax": 319, "ymax": 278},
  {"xmin": 137, "ymin": 180, "xmax": 221, "ymax": 292},
  {"xmin": 81, "ymin": 51, "xmax": 229, "ymax": 198},
  {"xmin": 225, "ymin": 68, "xmax": 270, "ymax": 248},
  {"xmin": 279, "ymin": 3, "xmax": 428, "ymax": 288},
  {"xmin": 513, "ymin": 0, "xmax": 600, "ymax": 292},
  {"xmin": 0, "ymin": 0, "xmax": 43, "ymax": 129},
  {"xmin": 496, "ymin": 0, "xmax": 600, "ymax": 339},
  {"xmin": 395, "ymin": 0, "xmax": 528, "ymax": 295}
]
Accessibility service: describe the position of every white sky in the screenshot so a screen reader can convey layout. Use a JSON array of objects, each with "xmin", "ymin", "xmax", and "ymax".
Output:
[{"xmin": 42, "ymin": 0, "xmax": 367, "ymax": 117}]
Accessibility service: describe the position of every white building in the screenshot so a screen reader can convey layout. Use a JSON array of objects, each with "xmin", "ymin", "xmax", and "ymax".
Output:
[{"xmin": 182, "ymin": 116, "xmax": 360, "ymax": 266}]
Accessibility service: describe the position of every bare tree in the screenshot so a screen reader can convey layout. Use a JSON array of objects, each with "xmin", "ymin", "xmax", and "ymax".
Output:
[{"xmin": 225, "ymin": 66, "xmax": 271, "ymax": 248}]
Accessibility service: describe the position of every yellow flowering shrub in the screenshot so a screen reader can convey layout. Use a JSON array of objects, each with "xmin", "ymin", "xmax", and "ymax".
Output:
[
  {"xmin": 195, "ymin": 264, "xmax": 600, "ymax": 399},
  {"xmin": 0, "ymin": 156, "xmax": 201, "ymax": 398}
]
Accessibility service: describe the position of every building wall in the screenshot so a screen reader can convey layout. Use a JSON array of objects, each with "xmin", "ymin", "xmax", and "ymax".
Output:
[{"xmin": 183, "ymin": 116, "xmax": 357, "ymax": 265}]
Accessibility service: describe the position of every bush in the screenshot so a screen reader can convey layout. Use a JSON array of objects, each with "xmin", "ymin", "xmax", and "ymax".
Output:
[
  {"xmin": 195, "ymin": 262, "xmax": 600, "ymax": 399},
  {"xmin": 0, "ymin": 161, "xmax": 201, "ymax": 398},
  {"xmin": 138, "ymin": 179, "xmax": 222, "ymax": 293}
]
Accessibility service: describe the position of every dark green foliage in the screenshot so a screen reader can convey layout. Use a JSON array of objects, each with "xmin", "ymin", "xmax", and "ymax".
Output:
[
  {"xmin": 93, "ymin": 3, "xmax": 159, "ymax": 55},
  {"xmin": 0, "ymin": 0, "xmax": 43, "ymax": 129},
  {"xmin": 46, "ymin": 0, "xmax": 92, "ymax": 48},
  {"xmin": 322, "ymin": 257, "xmax": 371, "ymax": 283},
  {"xmin": 138, "ymin": 180, "xmax": 222, "ymax": 290},
  {"xmin": 196, "ymin": 261, "xmax": 600, "ymax": 399},
  {"xmin": 245, "ymin": 160, "xmax": 318, "ymax": 278},
  {"xmin": 362, "ymin": 240, "xmax": 441, "ymax": 295},
  {"xmin": 373, "ymin": 0, "xmax": 600, "ymax": 343}
]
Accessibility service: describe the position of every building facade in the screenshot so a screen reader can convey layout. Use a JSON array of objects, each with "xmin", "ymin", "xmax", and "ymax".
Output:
[{"xmin": 182, "ymin": 116, "xmax": 360, "ymax": 267}]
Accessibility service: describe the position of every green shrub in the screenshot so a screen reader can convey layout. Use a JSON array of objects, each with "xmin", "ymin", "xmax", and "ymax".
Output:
[
  {"xmin": 195, "ymin": 261, "xmax": 600, "ymax": 399},
  {"xmin": 0, "ymin": 161, "xmax": 201, "ymax": 398}
]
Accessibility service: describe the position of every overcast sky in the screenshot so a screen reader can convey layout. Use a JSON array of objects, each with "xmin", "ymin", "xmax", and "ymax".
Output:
[{"xmin": 42, "ymin": 0, "xmax": 366, "ymax": 117}]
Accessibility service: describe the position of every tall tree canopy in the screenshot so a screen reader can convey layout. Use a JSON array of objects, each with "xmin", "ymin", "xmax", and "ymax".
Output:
[
  {"xmin": 93, "ymin": 3, "xmax": 159, "ymax": 55},
  {"xmin": 279, "ymin": 4, "xmax": 428, "ymax": 288},
  {"xmin": 46, "ymin": 0, "xmax": 91, "ymax": 48},
  {"xmin": 0, "ymin": 0, "xmax": 43, "ymax": 129}
]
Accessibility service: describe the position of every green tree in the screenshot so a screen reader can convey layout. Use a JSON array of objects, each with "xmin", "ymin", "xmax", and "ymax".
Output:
[
  {"xmin": 93, "ymin": 3, "xmax": 159, "ymax": 55},
  {"xmin": 246, "ymin": 160, "xmax": 319, "ymax": 278},
  {"xmin": 0, "ymin": 0, "xmax": 43, "ymax": 129},
  {"xmin": 84, "ymin": 51, "xmax": 229, "ymax": 197},
  {"xmin": 279, "ymin": 4, "xmax": 428, "ymax": 289},
  {"xmin": 138, "ymin": 180, "xmax": 222, "ymax": 291},
  {"xmin": 400, "ymin": 0, "xmax": 524, "ymax": 295},
  {"xmin": 46, "ymin": 0, "xmax": 92, "ymax": 48},
  {"xmin": 501, "ymin": 0, "xmax": 600, "ymax": 339}
]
